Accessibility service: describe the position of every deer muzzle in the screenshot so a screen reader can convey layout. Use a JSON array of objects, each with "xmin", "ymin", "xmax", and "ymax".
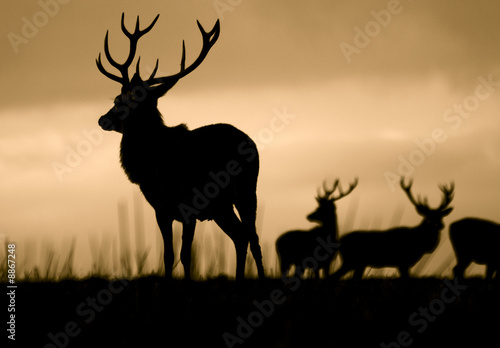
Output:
[{"xmin": 98, "ymin": 115, "xmax": 117, "ymax": 132}]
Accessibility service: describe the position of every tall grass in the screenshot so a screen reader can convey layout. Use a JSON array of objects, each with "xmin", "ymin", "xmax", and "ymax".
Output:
[
  {"xmin": 0, "ymin": 238, "xmax": 8, "ymax": 283},
  {"xmin": 0, "ymin": 192, "xmax": 483, "ymax": 282},
  {"xmin": 0, "ymin": 193, "xmax": 272, "ymax": 281}
]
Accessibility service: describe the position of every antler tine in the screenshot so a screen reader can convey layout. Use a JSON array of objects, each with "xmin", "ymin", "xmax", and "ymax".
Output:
[
  {"xmin": 332, "ymin": 179, "xmax": 340, "ymax": 195},
  {"xmin": 150, "ymin": 19, "xmax": 220, "ymax": 87},
  {"xmin": 332, "ymin": 177, "xmax": 359, "ymax": 201},
  {"xmin": 97, "ymin": 13, "xmax": 160, "ymax": 86},
  {"xmin": 181, "ymin": 41, "xmax": 186, "ymax": 71},
  {"xmin": 316, "ymin": 179, "xmax": 338, "ymax": 201},
  {"xmin": 437, "ymin": 182, "xmax": 455, "ymax": 210},
  {"xmin": 143, "ymin": 58, "xmax": 159, "ymax": 81},
  {"xmin": 96, "ymin": 53, "xmax": 124, "ymax": 84},
  {"xmin": 400, "ymin": 177, "xmax": 424, "ymax": 208},
  {"xmin": 421, "ymin": 195, "xmax": 429, "ymax": 207},
  {"xmin": 147, "ymin": 41, "xmax": 185, "ymax": 84},
  {"xmin": 121, "ymin": 13, "xmax": 160, "ymax": 77},
  {"xmin": 100, "ymin": 31, "xmax": 129, "ymax": 84},
  {"xmin": 328, "ymin": 179, "xmax": 338, "ymax": 194}
]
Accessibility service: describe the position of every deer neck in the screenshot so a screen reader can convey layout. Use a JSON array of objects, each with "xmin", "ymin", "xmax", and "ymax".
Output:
[
  {"xmin": 119, "ymin": 110, "xmax": 188, "ymax": 184},
  {"xmin": 122, "ymin": 107, "xmax": 166, "ymax": 134},
  {"xmin": 318, "ymin": 217, "xmax": 339, "ymax": 240},
  {"xmin": 415, "ymin": 220, "xmax": 441, "ymax": 248}
]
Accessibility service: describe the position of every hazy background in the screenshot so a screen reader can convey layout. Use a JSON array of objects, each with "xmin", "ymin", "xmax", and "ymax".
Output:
[{"xmin": 2, "ymin": 0, "xmax": 500, "ymax": 277}]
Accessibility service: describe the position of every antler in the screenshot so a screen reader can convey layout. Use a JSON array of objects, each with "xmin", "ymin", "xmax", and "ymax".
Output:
[
  {"xmin": 436, "ymin": 182, "xmax": 454, "ymax": 211},
  {"xmin": 331, "ymin": 177, "xmax": 359, "ymax": 201},
  {"xmin": 400, "ymin": 177, "xmax": 428, "ymax": 210},
  {"xmin": 96, "ymin": 13, "xmax": 160, "ymax": 86},
  {"xmin": 400, "ymin": 177, "xmax": 454, "ymax": 212},
  {"xmin": 317, "ymin": 179, "xmax": 339, "ymax": 201},
  {"xmin": 145, "ymin": 19, "xmax": 220, "ymax": 88},
  {"xmin": 316, "ymin": 178, "xmax": 358, "ymax": 202}
]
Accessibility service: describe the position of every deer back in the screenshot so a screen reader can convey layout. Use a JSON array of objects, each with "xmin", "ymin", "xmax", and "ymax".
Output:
[
  {"xmin": 450, "ymin": 218, "xmax": 500, "ymax": 265},
  {"xmin": 339, "ymin": 224, "xmax": 440, "ymax": 268}
]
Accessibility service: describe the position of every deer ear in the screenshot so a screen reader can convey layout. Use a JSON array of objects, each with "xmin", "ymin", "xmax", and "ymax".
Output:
[
  {"xmin": 150, "ymin": 81, "xmax": 177, "ymax": 98},
  {"xmin": 441, "ymin": 207, "xmax": 453, "ymax": 216}
]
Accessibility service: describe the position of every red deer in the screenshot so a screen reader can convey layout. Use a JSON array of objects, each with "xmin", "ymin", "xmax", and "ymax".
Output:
[
  {"xmin": 276, "ymin": 178, "xmax": 358, "ymax": 278},
  {"xmin": 332, "ymin": 178, "xmax": 454, "ymax": 279},
  {"xmin": 449, "ymin": 218, "xmax": 500, "ymax": 279},
  {"xmin": 96, "ymin": 13, "xmax": 264, "ymax": 280}
]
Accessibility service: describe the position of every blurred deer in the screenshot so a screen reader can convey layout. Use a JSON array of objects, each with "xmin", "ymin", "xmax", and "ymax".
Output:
[
  {"xmin": 331, "ymin": 178, "xmax": 454, "ymax": 280},
  {"xmin": 276, "ymin": 178, "xmax": 358, "ymax": 278},
  {"xmin": 96, "ymin": 13, "xmax": 264, "ymax": 280},
  {"xmin": 449, "ymin": 218, "xmax": 500, "ymax": 279}
]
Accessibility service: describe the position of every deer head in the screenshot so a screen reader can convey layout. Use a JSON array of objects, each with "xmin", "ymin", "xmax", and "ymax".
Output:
[
  {"xmin": 307, "ymin": 178, "xmax": 359, "ymax": 224},
  {"xmin": 400, "ymin": 177, "xmax": 454, "ymax": 230},
  {"xmin": 96, "ymin": 13, "xmax": 220, "ymax": 133}
]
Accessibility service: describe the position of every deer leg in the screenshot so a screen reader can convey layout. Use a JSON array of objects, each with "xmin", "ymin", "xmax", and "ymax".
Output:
[
  {"xmin": 180, "ymin": 221, "xmax": 196, "ymax": 280},
  {"xmin": 494, "ymin": 266, "xmax": 500, "ymax": 279},
  {"xmin": 485, "ymin": 264, "xmax": 495, "ymax": 279},
  {"xmin": 280, "ymin": 258, "xmax": 291, "ymax": 278},
  {"xmin": 215, "ymin": 210, "xmax": 249, "ymax": 280},
  {"xmin": 399, "ymin": 267, "xmax": 410, "ymax": 279},
  {"xmin": 352, "ymin": 267, "xmax": 365, "ymax": 280},
  {"xmin": 235, "ymin": 194, "xmax": 265, "ymax": 278},
  {"xmin": 249, "ymin": 232, "xmax": 265, "ymax": 278},
  {"xmin": 452, "ymin": 260, "xmax": 469, "ymax": 280},
  {"xmin": 330, "ymin": 262, "xmax": 351, "ymax": 281},
  {"xmin": 156, "ymin": 212, "xmax": 174, "ymax": 278},
  {"xmin": 233, "ymin": 237, "xmax": 249, "ymax": 280},
  {"xmin": 294, "ymin": 265, "xmax": 305, "ymax": 279}
]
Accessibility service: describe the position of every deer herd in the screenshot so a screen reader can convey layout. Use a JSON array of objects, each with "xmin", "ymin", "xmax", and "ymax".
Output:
[
  {"xmin": 278, "ymin": 178, "xmax": 500, "ymax": 280},
  {"xmin": 96, "ymin": 13, "xmax": 500, "ymax": 281}
]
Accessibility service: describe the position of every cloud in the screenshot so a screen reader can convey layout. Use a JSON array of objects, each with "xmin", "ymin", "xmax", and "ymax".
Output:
[{"xmin": 3, "ymin": 1, "xmax": 500, "ymax": 109}]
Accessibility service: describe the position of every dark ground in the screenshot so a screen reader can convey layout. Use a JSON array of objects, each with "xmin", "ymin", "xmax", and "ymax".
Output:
[{"xmin": 3, "ymin": 276, "xmax": 500, "ymax": 348}]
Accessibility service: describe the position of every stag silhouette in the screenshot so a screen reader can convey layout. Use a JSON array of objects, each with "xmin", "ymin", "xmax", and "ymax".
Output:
[
  {"xmin": 450, "ymin": 218, "xmax": 500, "ymax": 279},
  {"xmin": 276, "ymin": 178, "xmax": 358, "ymax": 278},
  {"xmin": 331, "ymin": 178, "xmax": 454, "ymax": 280},
  {"xmin": 96, "ymin": 13, "xmax": 264, "ymax": 280}
]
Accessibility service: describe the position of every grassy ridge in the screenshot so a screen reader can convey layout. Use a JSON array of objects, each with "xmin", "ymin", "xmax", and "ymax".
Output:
[
  {"xmin": 1, "ymin": 192, "xmax": 467, "ymax": 282},
  {"xmin": 6, "ymin": 277, "xmax": 500, "ymax": 348}
]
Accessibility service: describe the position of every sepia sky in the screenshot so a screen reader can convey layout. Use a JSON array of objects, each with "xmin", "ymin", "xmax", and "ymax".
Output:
[{"xmin": 2, "ymin": 0, "xmax": 500, "ymax": 276}]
